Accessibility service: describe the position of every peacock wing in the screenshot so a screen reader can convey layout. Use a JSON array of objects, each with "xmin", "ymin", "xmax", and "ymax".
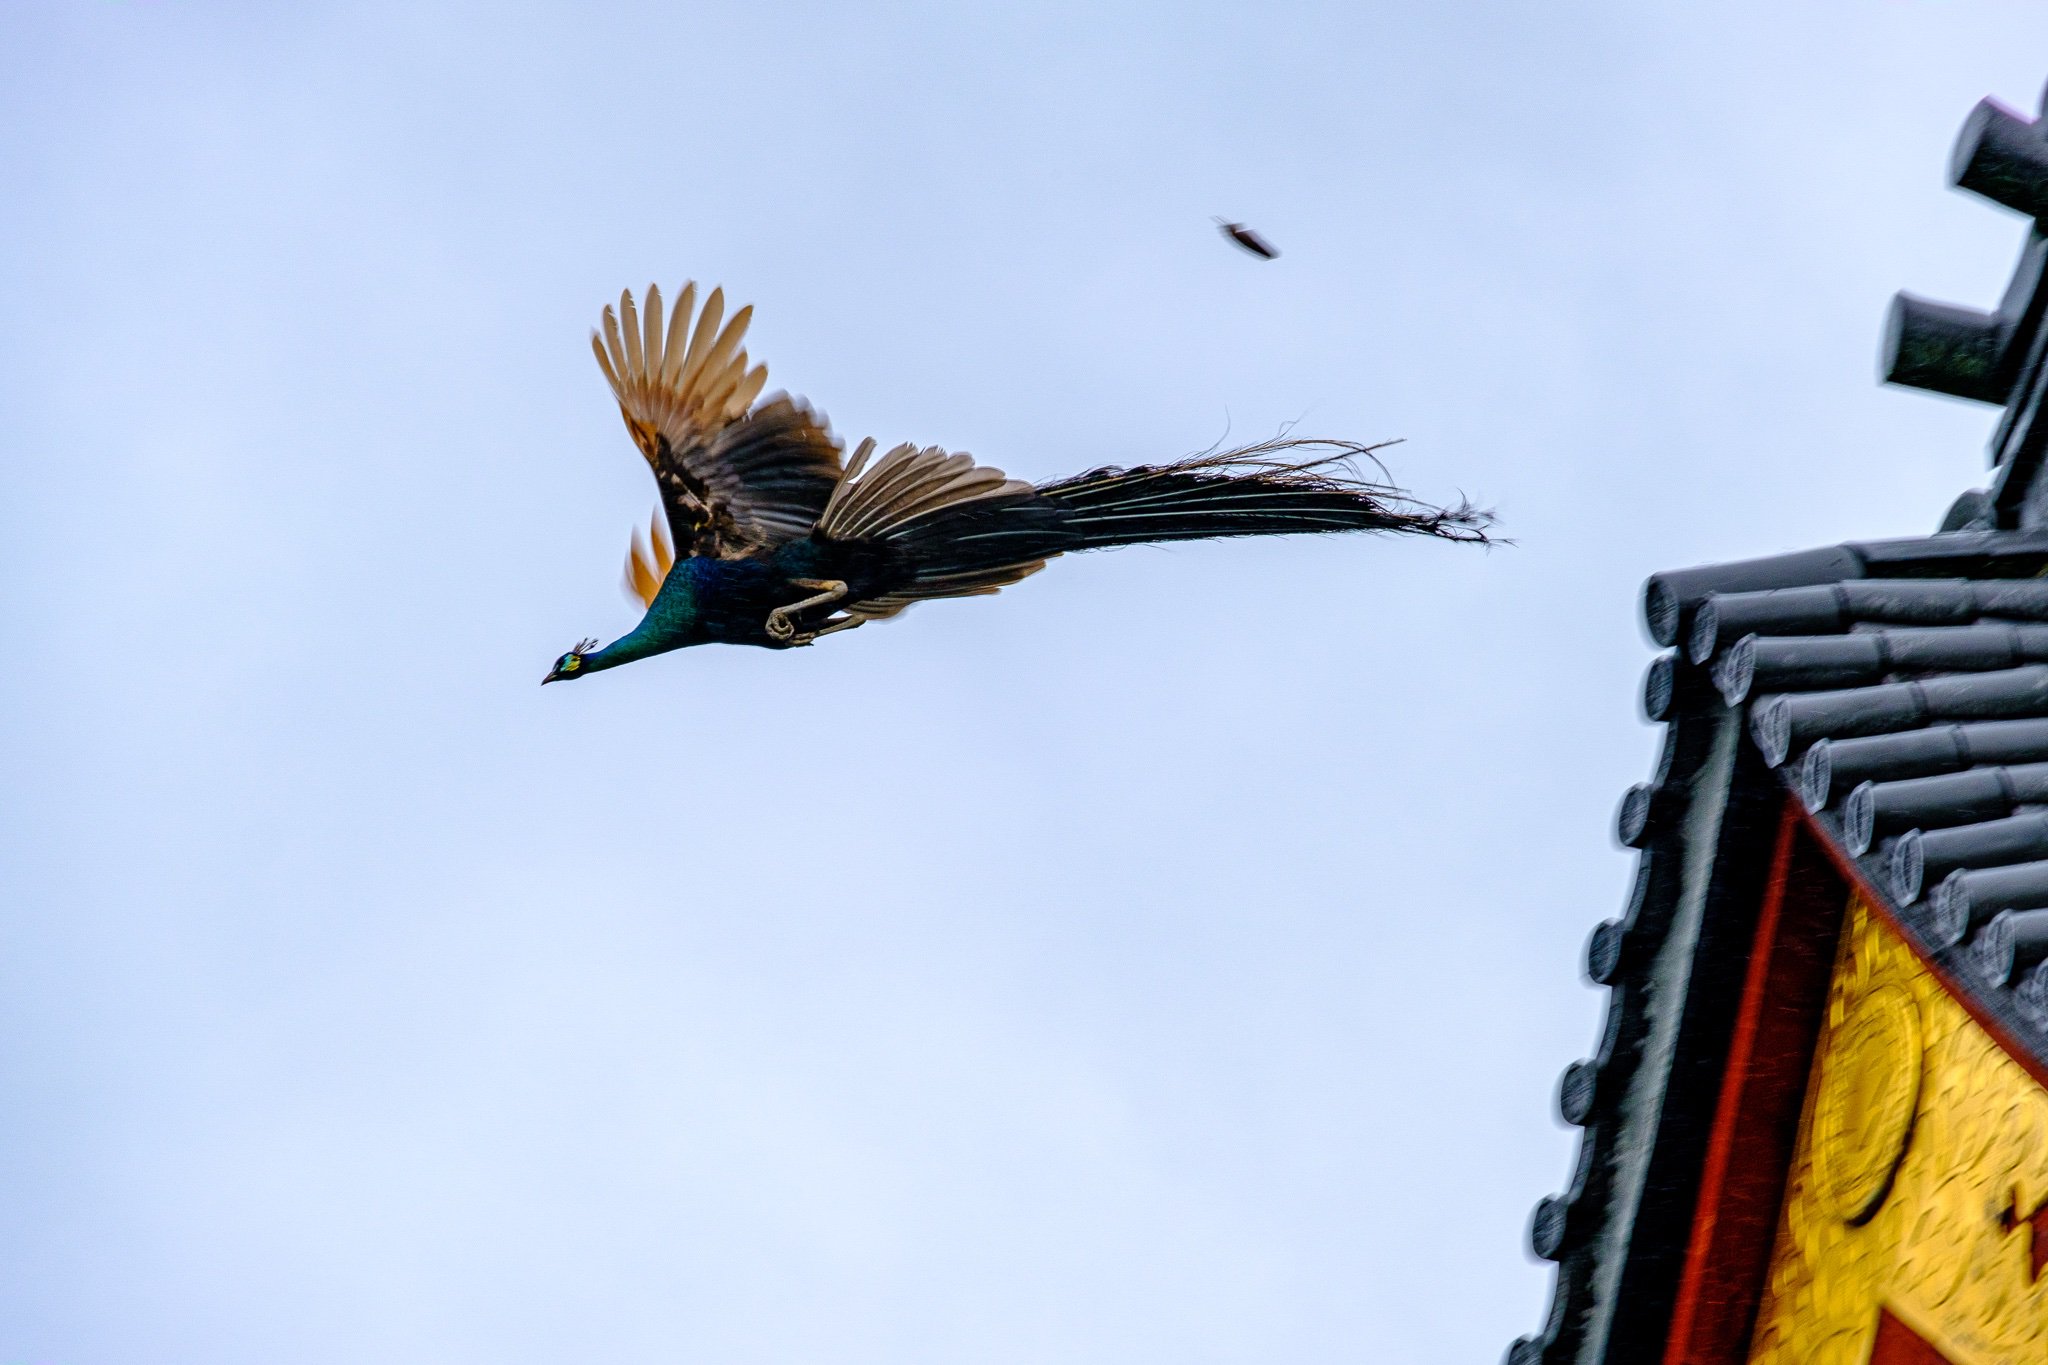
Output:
[
  {"xmin": 592, "ymin": 283, "xmax": 844, "ymax": 565},
  {"xmin": 816, "ymin": 438, "xmax": 1051, "ymax": 622},
  {"xmin": 622, "ymin": 508, "xmax": 675, "ymax": 611}
]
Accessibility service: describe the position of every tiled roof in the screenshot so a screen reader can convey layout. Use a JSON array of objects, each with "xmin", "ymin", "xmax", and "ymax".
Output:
[
  {"xmin": 1497, "ymin": 74, "xmax": 2048, "ymax": 1365},
  {"xmin": 1504, "ymin": 528, "xmax": 2048, "ymax": 1365},
  {"xmin": 1703, "ymin": 569, "xmax": 2048, "ymax": 1030}
]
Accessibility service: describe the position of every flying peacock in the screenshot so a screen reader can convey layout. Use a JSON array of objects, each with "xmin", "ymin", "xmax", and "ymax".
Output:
[{"xmin": 542, "ymin": 283, "xmax": 1491, "ymax": 683}]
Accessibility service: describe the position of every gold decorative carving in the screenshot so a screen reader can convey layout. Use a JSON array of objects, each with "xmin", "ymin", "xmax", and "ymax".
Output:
[
  {"xmin": 1813, "ymin": 982, "xmax": 1921, "ymax": 1224},
  {"xmin": 1746, "ymin": 894, "xmax": 2048, "ymax": 1364}
]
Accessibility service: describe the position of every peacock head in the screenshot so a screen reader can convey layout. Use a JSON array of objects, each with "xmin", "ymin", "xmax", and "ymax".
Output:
[{"xmin": 542, "ymin": 638, "xmax": 601, "ymax": 684}]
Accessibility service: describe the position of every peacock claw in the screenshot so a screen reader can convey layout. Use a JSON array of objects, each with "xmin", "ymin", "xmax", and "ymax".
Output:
[{"xmin": 765, "ymin": 579, "xmax": 848, "ymax": 646}]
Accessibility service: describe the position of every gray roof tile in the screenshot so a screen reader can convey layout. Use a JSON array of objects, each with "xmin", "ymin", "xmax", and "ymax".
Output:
[{"xmin": 1511, "ymin": 530, "xmax": 2048, "ymax": 1365}]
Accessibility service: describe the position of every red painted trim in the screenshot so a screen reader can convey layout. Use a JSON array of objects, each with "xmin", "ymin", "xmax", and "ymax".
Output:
[
  {"xmin": 1655, "ymin": 785, "xmax": 2048, "ymax": 1365},
  {"xmin": 1661, "ymin": 799, "xmax": 1848, "ymax": 1365},
  {"xmin": 1644, "ymin": 777, "xmax": 2048, "ymax": 1363}
]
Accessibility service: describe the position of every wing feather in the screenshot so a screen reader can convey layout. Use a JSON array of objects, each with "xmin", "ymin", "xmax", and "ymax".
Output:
[
  {"xmin": 624, "ymin": 526, "xmax": 659, "ymax": 609},
  {"xmin": 816, "ymin": 441, "xmax": 1044, "ymax": 622},
  {"xmin": 650, "ymin": 506, "xmax": 675, "ymax": 577},
  {"xmin": 621, "ymin": 506, "xmax": 680, "ymax": 610},
  {"xmin": 641, "ymin": 286, "xmax": 663, "ymax": 374},
  {"xmin": 593, "ymin": 283, "xmax": 843, "ymax": 561},
  {"xmin": 729, "ymin": 362, "xmax": 768, "ymax": 413},
  {"xmin": 680, "ymin": 289, "xmax": 725, "ymax": 388},
  {"xmin": 818, "ymin": 443, "xmax": 1032, "ymax": 543},
  {"xmin": 661, "ymin": 283, "xmax": 696, "ymax": 383},
  {"xmin": 691, "ymin": 305, "xmax": 751, "ymax": 394},
  {"xmin": 620, "ymin": 289, "xmax": 645, "ymax": 379}
]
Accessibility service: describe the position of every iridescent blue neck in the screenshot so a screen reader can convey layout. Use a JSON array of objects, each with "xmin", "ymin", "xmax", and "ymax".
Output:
[
  {"xmin": 581, "ymin": 625, "xmax": 671, "ymax": 672},
  {"xmin": 582, "ymin": 569, "xmax": 702, "ymax": 672}
]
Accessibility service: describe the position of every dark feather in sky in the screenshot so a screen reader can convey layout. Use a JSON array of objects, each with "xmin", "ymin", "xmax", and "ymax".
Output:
[{"xmin": 1216, "ymin": 220, "xmax": 1279, "ymax": 259}]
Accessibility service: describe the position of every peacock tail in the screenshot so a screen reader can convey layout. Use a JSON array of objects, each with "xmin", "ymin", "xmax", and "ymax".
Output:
[{"xmin": 800, "ymin": 436, "xmax": 1490, "ymax": 624}]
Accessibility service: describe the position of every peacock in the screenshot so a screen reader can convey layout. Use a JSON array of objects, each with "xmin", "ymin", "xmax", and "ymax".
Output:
[{"xmin": 542, "ymin": 283, "xmax": 1491, "ymax": 683}]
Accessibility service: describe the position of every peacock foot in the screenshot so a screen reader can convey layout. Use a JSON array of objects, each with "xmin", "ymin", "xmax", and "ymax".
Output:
[{"xmin": 765, "ymin": 579, "xmax": 849, "ymax": 645}]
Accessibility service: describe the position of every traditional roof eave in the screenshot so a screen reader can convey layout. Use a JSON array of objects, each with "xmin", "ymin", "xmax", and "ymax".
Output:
[
  {"xmin": 1507, "ymin": 529, "xmax": 2048, "ymax": 1365},
  {"xmin": 1508, "ymin": 73, "xmax": 2048, "ymax": 1365}
]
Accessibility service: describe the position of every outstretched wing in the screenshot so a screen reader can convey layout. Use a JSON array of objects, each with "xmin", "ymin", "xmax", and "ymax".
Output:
[
  {"xmin": 592, "ymin": 283, "xmax": 844, "ymax": 563},
  {"xmin": 816, "ymin": 438, "xmax": 1050, "ymax": 622}
]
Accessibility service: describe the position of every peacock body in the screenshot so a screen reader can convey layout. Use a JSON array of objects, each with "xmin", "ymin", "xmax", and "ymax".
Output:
[{"xmin": 543, "ymin": 284, "xmax": 1490, "ymax": 683}]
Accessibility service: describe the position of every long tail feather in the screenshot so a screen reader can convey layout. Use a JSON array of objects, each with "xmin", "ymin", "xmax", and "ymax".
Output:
[
  {"xmin": 824, "ymin": 437, "xmax": 1489, "ymax": 622},
  {"xmin": 1036, "ymin": 438, "xmax": 1492, "ymax": 548}
]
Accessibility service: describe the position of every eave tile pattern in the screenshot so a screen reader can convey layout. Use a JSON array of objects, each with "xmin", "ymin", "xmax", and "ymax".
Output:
[{"xmin": 1505, "ymin": 530, "xmax": 2048, "ymax": 1365}]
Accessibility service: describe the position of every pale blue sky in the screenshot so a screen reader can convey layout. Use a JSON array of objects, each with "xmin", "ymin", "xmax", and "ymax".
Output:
[{"xmin": 5, "ymin": 4, "xmax": 2046, "ymax": 1363}]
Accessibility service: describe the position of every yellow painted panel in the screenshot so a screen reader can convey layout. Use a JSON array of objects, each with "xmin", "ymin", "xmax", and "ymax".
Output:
[{"xmin": 1747, "ymin": 893, "xmax": 2048, "ymax": 1364}]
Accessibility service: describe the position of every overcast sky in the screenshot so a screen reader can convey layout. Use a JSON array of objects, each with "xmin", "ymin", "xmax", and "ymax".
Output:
[{"xmin": 6, "ymin": 4, "xmax": 2048, "ymax": 1363}]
